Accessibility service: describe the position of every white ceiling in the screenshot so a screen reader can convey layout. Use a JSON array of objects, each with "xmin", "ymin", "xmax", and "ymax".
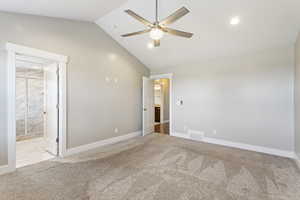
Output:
[
  {"xmin": 2, "ymin": 0, "xmax": 300, "ymax": 70},
  {"xmin": 0, "ymin": 0, "xmax": 128, "ymax": 21},
  {"xmin": 97, "ymin": 0, "xmax": 300, "ymax": 70}
]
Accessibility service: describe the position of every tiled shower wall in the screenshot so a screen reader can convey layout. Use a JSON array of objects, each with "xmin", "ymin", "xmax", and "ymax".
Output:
[{"xmin": 16, "ymin": 67, "xmax": 44, "ymax": 141}]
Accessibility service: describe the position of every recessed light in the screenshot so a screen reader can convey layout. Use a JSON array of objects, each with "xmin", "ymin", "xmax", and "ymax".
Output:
[
  {"xmin": 154, "ymin": 85, "xmax": 161, "ymax": 90},
  {"xmin": 230, "ymin": 16, "xmax": 240, "ymax": 26},
  {"xmin": 108, "ymin": 53, "xmax": 117, "ymax": 60},
  {"xmin": 147, "ymin": 42, "xmax": 154, "ymax": 49}
]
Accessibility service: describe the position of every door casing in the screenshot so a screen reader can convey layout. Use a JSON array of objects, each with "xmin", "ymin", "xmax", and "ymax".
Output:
[{"xmin": 6, "ymin": 43, "xmax": 68, "ymax": 172}]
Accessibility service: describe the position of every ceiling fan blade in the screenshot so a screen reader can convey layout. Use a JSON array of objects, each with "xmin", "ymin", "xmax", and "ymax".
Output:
[
  {"xmin": 162, "ymin": 27, "xmax": 193, "ymax": 38},
  {"xmin": 154, "ymin": 40, "xmax": 160, "ymax": 47},
  {"xmin": 125, "ymin": 10, "xmax": 153, "ymax": 27},
  {"xmin": 121, "ymin": 29, "xmax": 151, "ymax": 37},
  {"xmin": 159, "ymin": 7, "xmax": 190, "ymax": 26}
]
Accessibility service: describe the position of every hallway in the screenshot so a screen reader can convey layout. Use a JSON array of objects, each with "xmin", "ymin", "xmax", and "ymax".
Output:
[{"xmin": 154, "ymin": 122, "xmax": 169, "ymax": 135}]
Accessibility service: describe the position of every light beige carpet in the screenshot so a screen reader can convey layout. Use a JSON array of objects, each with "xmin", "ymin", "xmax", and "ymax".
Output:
[{"xmin": 0, "ymin": 134, "xmax": 299, "ymax": 200}]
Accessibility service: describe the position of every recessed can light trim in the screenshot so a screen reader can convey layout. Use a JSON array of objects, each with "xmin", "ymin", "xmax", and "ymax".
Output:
[{"xmin": 230, "ymin": 16, "xmax": 240, "ymax": 25}]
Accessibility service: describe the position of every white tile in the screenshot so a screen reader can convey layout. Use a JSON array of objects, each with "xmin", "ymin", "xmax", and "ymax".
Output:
[{"xmin": 16, "ymin": 137, "xmax": 54, "ymax": 168}]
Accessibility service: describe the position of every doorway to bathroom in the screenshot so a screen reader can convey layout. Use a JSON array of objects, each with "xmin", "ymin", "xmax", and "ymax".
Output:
[
  {"xmin": 15, "ymin": 55, "xmax": 59, "ymax": 168},
  {"xmin": 6, "ymin": 43, "xmax": 68, "ymax": 171}
]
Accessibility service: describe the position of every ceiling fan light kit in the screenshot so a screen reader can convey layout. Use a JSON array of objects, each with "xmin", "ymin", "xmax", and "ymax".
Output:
[
  {"xmin": 121, "ymin": 0, "xmax": 193, "ymax": 47},
  {"xmin": 150, "ymin": 28, "xmax": 164, "ymax": 40}
]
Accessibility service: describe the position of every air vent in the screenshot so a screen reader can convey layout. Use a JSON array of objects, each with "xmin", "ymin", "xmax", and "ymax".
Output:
[{"xmin": 188, "ymin": 130, "xmax": 204, "ymax": 141}]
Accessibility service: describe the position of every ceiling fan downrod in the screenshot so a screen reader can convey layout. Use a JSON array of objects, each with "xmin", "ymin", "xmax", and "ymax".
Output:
[{"xmin": 155, "ymin": 0, "xmax": 158, "ymax": 24}]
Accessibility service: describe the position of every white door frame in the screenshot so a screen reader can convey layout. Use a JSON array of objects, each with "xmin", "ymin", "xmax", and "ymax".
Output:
[
  {"xmin": 149, "ymin": 73, "xmax": 173, "ymax": 135},
  {"xmin": 6, "ymin": 43, "xmax": 68, "ymax": 172},
  {"xmin": 159, "ymin": 83, "xmax": 164, "ymax": 123}
]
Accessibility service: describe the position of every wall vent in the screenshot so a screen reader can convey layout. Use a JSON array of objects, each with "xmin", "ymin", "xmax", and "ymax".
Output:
[{"xmin": 188, "ymin": 130, "xmax": 204, "ymax": 141}]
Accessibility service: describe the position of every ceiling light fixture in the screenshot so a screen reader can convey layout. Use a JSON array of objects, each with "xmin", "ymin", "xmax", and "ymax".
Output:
[
  {"xmin": 150, "ymin": 28, "xmax": 164, "ymax": 40},
  {"xmin": 230, "ymin": 16, "xmax": 240, "ymax": 25},
  {"xmin": 121, "ymin": 0, "xmax": 193, "ymax": 47},
  {"xmin": 154, "ymin": 85, "xmax": 161, "ymax": 90}
]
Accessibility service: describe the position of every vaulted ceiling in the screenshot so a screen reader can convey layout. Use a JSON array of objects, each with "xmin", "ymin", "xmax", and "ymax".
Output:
[
  {"xmin": 0, "ymin": 0, "xmax": 128, "ymax": 21},
  {"xmin": 1, "ymin": 0, "xmax": 300, "ymax": 70},
  {"xmin": 97, "ymin": 0, "xmax": 300, "ymax": 70}
]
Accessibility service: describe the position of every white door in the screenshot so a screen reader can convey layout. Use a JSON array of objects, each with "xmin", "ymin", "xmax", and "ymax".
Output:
[
  {"xmin": 44, "ymin": 63, "xmax": 59, "ymax": 155},
  {"xmin": 143, "ymin": 77, "xmax": 154, "ymax": 136}
]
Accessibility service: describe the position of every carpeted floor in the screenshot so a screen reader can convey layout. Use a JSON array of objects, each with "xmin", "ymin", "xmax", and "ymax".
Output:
[{"xmin": 0, "ymin": 134, "xmax": 300, "ymax": 200}]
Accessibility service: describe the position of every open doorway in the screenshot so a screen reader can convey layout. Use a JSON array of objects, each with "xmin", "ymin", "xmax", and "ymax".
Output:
[
  {"xmin": 154, "ymin": 79, "xmax": 170, "ymax": 135},
  {"xmin": 15, "ymin": 55, "xmax": 59, "ymax": 168},
  {"xmin": 142, "ymin": 74, "xmax": 172, "ymax": 136},
  {"xmin": 6, "ymin": 43, "xmax": 68, "ymax": 172}
]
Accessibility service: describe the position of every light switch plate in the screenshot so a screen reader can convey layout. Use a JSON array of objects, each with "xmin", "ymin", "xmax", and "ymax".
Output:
[{"xmin": 176, "ymin": 99, "xmax": 183, "ymax": 106}]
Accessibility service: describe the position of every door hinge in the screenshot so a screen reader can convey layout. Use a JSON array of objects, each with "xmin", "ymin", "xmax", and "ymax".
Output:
[
  {"xmin": 56, "ymin": 104, "xmax": 59, "ymax": 109},
  {"xmin": 56, "ymin": 68, "xmax": 59, "ymax": 76},
  {"xmin": 56, "ymin": 137, "xmax": 59, "ymax": 143}
]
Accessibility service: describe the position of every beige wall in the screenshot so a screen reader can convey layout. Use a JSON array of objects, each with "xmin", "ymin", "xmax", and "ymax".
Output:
[
  {"xmin": 152, "ymin": 46, "xmax": 295, "ymax": 151},
  {"xmin": 0, "ymin": 12, "xmax": 149, "ymax": 166},
  {"xmin": 295, "ymin": 33, "xmax": 300, "ymax": 158}
]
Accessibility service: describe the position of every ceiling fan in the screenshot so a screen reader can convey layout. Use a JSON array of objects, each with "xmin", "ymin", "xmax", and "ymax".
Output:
[{"xmin": 121, "ymin": 0, "xmax": 193, "ymax": 47}]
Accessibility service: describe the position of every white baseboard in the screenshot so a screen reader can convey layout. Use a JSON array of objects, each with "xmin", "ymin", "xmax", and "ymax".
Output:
[
  {"xmin": 63, "ymin": 131, "xmax": 141, "ymax": 157},
  {"xmin": 0, "ymin": 165, "xmax": 14, "ymax": 176},
  {"xmin": 171, "ymin": 132, "xmax": 296, "ymax": 159},
  {"xmin": 172, "ymin": 132, "xmax": 190, "ymax": 140},
  {"xmin": 203, "ymin": 137, "xmax": 296, "ymax": 159}
]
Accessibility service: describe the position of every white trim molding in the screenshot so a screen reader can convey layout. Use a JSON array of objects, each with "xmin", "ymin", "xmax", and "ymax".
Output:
[
  {"xmin": 5, "ymin": 43, "xmax": 68, "ymax": 174},
  {"xmin": 64, "ymin": 131, "xmax": 141, "ymax": 157},
  {"xmin": 0, "ymin": 165, "xmax": 14, "ymax": 176},
  {"xmin": 203, "ymin": 137, "xmax": 296, "ymax": 159},
  {"xmin": 150, "ymin": 73, "xmax": 173, "ymax": 80},
  {"xmin": 6, "ymin": 43, "xmax": 68, "ymax": 63},
  {"xmin": 172, "ymin": 132, "xmax": 296, "ymax": 159},
  {"xmin": 295, "ymin": 154, "xmax": 300, "ymax": 170},
  {"xmin": 172, "ymin": 132, "xmax": 190, "ymax": 140}
]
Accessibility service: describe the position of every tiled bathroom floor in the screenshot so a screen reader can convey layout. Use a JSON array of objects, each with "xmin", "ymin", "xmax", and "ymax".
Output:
[{"xmin": 16, "ymin": 137, "xmax": 54, "ymax": 168}]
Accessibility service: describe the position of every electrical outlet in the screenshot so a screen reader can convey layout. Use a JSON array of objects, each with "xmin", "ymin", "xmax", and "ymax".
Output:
[{"xmin": 114, "ymin": 128, "xmax": 119, "ymax": 133}]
